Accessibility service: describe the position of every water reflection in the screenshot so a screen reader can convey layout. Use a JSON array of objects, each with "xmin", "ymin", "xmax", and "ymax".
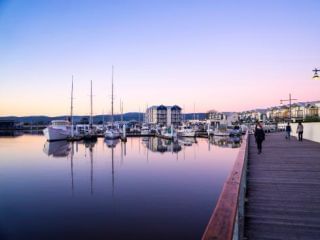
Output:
[
  {"xmin": 0, "ymin": 130, "xmax": 24, "ymax": 137},
  {"xmin": 43, "ymin": 141, "xmax": 71, "ymax": 157},
  {"xmin": 143, "ymin": 137, "xmax": 183, "ymax": 153},
  {"xmin": 42, "ymin": 136, "xmax": 241, "ymax": 158},
  {"xmin": 210, "ymin": 136, "xmax": 241, "ymax": 148},
  {"xmin": 0, "ymin": 135, "xmax": 242, "ymax": 240},
  {"xmin": 105, "ymin": 138, "xmax": 120, "ymax": 148}
]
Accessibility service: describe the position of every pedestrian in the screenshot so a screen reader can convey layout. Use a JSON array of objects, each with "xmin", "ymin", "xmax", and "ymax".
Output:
[
  {"xmin": 254, "ymin": 121, "xmax": 265, "ymax": 154},
  {"xmin": 285, "ymin": 123, "xmax": 291, "ymax": 140},
  {"xmin": 296, "ymin": 122, "xmax": 304, "ymax": 141}
]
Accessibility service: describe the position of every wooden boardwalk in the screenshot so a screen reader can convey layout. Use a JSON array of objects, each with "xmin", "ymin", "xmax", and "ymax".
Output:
[{"xmin": 244, "ymin": 132, "xmax": 320, "ymax": 239}]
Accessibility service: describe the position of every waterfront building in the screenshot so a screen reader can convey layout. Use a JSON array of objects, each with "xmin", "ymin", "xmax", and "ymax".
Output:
[
  {"xmin": 145, "ymin": 105, "xmax": 182, "ymax": 126},
  {"xmin": 290, "ymin": 103, "xmax": 306, "ymax": 122},
  {"xmin": 239, "ymin": 109, "xmax": 266, "ymax": 123},
  {"xmin": 241, "ymin": 100, "xmax": 320, "ymax": 123},
  {"xmin": 305, "ymin": 102, "xmax": 320, "ymax": 118},
  {"xmin": 207, "ymin": 110, "xmax": 239, "ymax": 127}
]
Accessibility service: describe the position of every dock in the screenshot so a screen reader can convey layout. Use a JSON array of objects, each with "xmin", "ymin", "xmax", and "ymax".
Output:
[
  {"xmin": 202, "ymin": 132, "xmax": 320, "ymax": 240},
  {"xmin": 244, "ymin": 132, "xmax": 320, "ymax": 239}
]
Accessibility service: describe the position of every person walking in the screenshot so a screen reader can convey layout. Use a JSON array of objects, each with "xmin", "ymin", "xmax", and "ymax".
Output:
[
  {"xmin": 254, "ymin": 121, "xmax": 265, "ymax": 154},
  {"xmin": 285, "ymin": 123, "xmax": 291, "ymax": 140},
  {"xmin": 296, "ymin": 122, "xmax": 304, "ymax": 141}
]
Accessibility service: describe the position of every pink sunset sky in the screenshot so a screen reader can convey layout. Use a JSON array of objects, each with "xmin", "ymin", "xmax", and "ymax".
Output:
[{"xmin": 0, "ymin": 1, "xmax": 319, "ymax": 116}]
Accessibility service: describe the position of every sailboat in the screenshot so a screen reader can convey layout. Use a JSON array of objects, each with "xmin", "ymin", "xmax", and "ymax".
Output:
[
  {"xmin": 104, "ymin": 66, "xmax": 121, "ymax": 140},
  {"xmin": 43, "ymin": 76, "xmax": 75, "ymax": 141},
  {"xmin": 83, "ymin": 80, "xmax": 97, "ymax": 141}
]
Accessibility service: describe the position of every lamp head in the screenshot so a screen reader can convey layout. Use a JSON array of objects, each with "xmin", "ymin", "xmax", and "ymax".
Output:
[{"xmin": 313, "ymin": 68, "xmax": 320, "ymax": 80}]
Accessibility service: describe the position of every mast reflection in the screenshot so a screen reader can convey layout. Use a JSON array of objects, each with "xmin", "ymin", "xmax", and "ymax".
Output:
[
  {"xmin": 71, "ymin": 142, "xmax": 74, "ymax": 195},
  {"xmin": 105, "ymin": 139, "xmax": 120, "ymax": 196},
  {"xmin": 83, "ymin": 140, "xmax": 97, "ymax": 195}
]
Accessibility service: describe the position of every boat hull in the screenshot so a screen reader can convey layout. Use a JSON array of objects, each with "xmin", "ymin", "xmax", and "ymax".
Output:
[
  {"xmin": 43, "ymin": 127, "xmax": 71, "ymax": 141},
  {"xmin": 177, "ymin": 131, "xmax": 196, "ymax": 137},
  {"xmin": 141, "ymin": 130, "xmax": 151, "ymax": 136},
  {"xmin": 104, "ymin": 130, "xmax": 120, "ymax": 139}
]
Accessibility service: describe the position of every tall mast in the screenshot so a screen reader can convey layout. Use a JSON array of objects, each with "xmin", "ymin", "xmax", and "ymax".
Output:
[
  {"xmin": 111, "ymin": 66, "xmax": 114, "ymax": 126},
  {"xmin": 70, "ymin": 75, "xmax": 74, "ymax": 137},
  {"xmin": 120, "ymin": 99, "xmax": 123, "ymax": 123},
  {"xmin": 139, "ymin": 106, "xmax": 141, "ymax": 122},
  {"xmin": 193, "ymin": 102, "xmax": 195, "ymax": 121},
  {"xmin": 102, "ymin": 109, "xmax": 105, "ymax": 128},
  {"xmin": 90, "ymin": 80, "xmax": 93, "ymax": 128}
]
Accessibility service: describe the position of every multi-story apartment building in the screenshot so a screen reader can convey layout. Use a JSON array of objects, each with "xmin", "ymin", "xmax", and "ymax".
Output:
[{"xmin": 146, "ymin": 105, "xmax": 182, "ymax": 126}]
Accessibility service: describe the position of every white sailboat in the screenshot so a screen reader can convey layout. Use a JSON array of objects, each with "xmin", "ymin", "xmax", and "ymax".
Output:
[
  {"xmin": 43, "ymin": 76, "xmax": 75, "ymax": 141},
  {"xmin": 105, "ymin": 66, "xmax": 120, "ymax": 140}
]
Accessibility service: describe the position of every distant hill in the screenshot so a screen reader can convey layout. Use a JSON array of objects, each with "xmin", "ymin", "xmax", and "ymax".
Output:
[{"xmin": 0, "ymin": 112, "xmax": 207, "ymax": 124}]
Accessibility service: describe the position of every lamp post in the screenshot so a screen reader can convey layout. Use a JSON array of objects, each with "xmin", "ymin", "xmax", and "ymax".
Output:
[
  {"xmin": 312, "ymin": 68, "xmax": 320, "ymax": 80},
  {"xmin": 312, "ymin": 68, "xmax": 320, "ymax": 119},
  {"xmin": 280, "ymin": 93, "xmax": 298, "ymax": 123}
]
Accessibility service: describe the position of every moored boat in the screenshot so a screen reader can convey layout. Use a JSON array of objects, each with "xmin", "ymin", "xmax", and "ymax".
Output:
[
  {"xmin": 141, "ymin": 123, "xmax": 151, "ymax": 135},
  {"xmin": 43, "ymin": 120, "xmax": 72, "ymax": 141},
  {"xmin": 176, "ymin": 125, "xmax": 196, "ymax": 137},
  {"xmin": 105, "ymin": 126, "xmax": 121, "ymax": 139},
  {"xmin": 104, "ymin": 66, "xmax": 121, "ymax": 140}
]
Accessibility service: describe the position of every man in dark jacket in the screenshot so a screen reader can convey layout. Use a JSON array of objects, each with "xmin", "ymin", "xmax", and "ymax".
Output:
[
  {"xmin": 285, "ymin": 123, "xmax": 291, "ymax": 140},
  {"xmin": 254, "ymin": 122, "xmax": 265, "ymax": 154}
]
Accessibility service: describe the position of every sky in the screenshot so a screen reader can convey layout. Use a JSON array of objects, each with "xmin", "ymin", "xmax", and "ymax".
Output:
[{"xmin": 1, "ymin": 0, "xmax": 320, "ymax": 116}]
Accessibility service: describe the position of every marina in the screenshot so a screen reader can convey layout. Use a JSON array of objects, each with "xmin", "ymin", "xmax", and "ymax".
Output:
[{"xmin": 1, "ymin": 1, "xmax": 320, "ymax": 239}]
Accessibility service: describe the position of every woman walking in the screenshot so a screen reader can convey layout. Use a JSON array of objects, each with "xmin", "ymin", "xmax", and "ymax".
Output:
[
  {"xmin": 254, "ymin": 121, "xmax": 265, "ymax": 154},
  {"xmin": 296, "ymin": 122, "xmax": 304, "ymax": 141}
]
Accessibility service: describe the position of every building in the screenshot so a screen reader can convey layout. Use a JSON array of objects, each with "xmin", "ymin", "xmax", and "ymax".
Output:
[
  {"xmin": 240, "ymin": 101, "xmax": 320, "ymax": 123},
  {"xmin": 146, "ymin": 105, "xmax": 182, "ymax": 126},
  {"xmin": 207, "ymin": 110, "xmax": 239, "ymax": 127},
  {"xmin": 239, "ymin": 109, "xmax": 267, "ymax": 123}
]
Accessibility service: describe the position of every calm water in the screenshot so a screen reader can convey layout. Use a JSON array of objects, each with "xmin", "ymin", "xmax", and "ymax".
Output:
[{"xmin": 0, "ymin": 134, "xmax": 241, "ymax": 240}]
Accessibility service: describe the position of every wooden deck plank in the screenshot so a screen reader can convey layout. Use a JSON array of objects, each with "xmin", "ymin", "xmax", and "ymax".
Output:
[{"xmin": 244, "ymin": 132, "xmax": 320, "ymax": 240}]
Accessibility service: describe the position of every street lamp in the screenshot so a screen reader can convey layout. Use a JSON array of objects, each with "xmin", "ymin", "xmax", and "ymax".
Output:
[
  {"xmin": 280, "ymin": 93, "xmax": 297, "ymax": 123},
  {"xmin": 312, "ymin": 68, "xmax": 320, "ymax": 80}
]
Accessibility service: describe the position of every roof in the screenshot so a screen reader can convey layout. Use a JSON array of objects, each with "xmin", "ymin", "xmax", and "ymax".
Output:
[
  {"xmin": 171, "ymin": 105, "xmax": 182, "ymax": 110},
  {"xmin": 147, "ymin": 105, "xmax": 182, "ymax": 111}
]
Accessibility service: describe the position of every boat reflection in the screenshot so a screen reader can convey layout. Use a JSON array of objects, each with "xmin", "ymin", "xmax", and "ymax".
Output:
[
  {"xmin": 105, "ymin": 138, "xmax": 120, "ymax": 148},
  {"xmin": 43, "ymin": 141, "xmax": 71, "ymax": 157},
  {"xmin": 83, "ymin": 139, "xmax": 97, "ymax": 150},
  {"xmin": 210, "ymin": 136, "xmax": 241, "ymax": 148},
  {"xmin": 143, "ymin": 137, "xmax": 182, "ymax": 153},
  {"xmin": 178, "ymin": 137, "xmax": 197, "ymax": 146}
]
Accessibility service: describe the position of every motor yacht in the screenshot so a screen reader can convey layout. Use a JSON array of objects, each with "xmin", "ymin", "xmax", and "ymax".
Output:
[{"xmin": 43, "ymin": 120, "xmax": 73, "ymax": 141}]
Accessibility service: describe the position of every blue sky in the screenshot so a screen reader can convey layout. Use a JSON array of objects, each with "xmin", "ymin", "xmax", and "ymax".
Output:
[{"xmin": 1, "ymin": 0, "xmax": 320, "ymax": 116}]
